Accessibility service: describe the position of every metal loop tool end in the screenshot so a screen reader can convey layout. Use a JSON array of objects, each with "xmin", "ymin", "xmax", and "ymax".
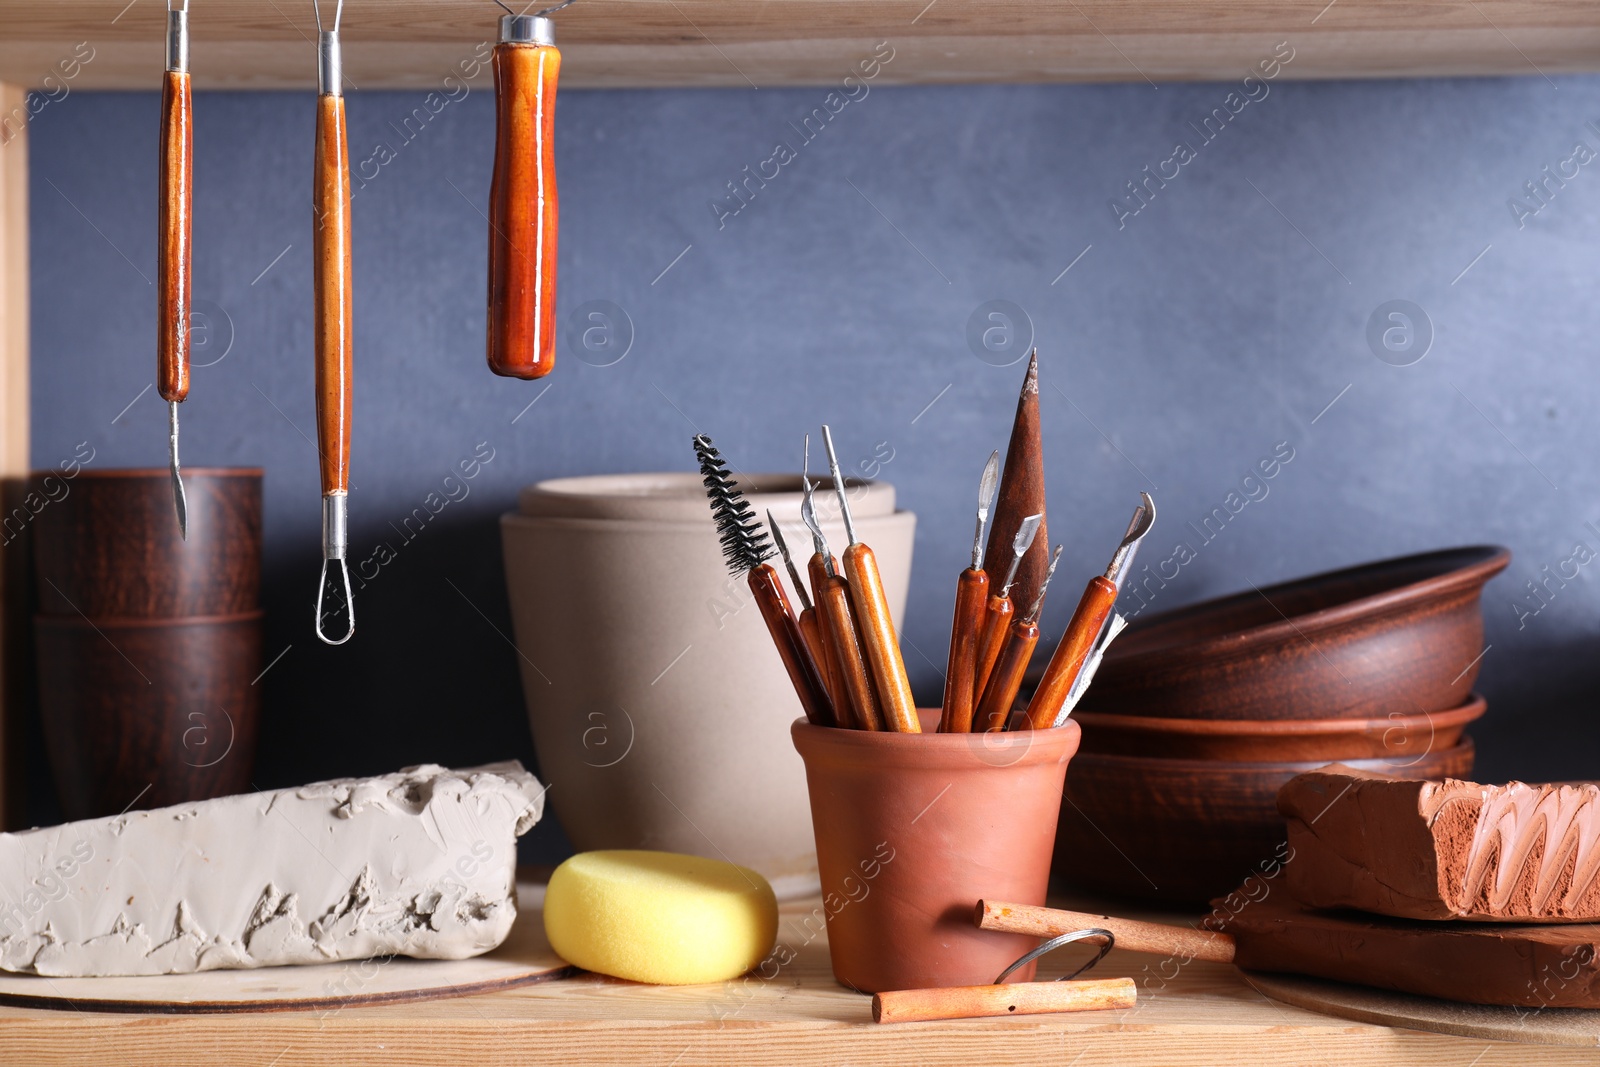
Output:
[
  {"xmin": 314, "ymin": 0, "xmax": 344, "ymax": 96},
  {"xmin": 315, "ymin": 493, "xmax": 355, "ymax": 645},
  {"xmin": 166, "ymin": 0, "xmax": 189, "ymax": 73},
  {"xmin": 993, "ymin": 927, "xmax": 1116, "ymax": 985}
]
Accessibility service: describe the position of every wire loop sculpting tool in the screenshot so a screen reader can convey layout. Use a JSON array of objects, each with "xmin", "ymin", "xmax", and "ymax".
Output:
[{"xmin": 313, "ymin": 0, "xmax": 355, "ymax": 645}]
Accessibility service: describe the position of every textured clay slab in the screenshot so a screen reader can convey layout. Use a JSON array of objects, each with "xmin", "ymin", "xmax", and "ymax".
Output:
[
  {"xmin": 1225, "ymin": 889, "xmax": 1600, "ymax": 1008},
  {"xmin": 1278, "ymin": 764, "xmax": 1600, "ymax": 922}
]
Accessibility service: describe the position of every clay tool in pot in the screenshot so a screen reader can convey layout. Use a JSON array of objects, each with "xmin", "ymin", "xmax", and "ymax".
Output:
[
  {"xmin": 981, "ymin": 350, "xmax": 1048, "ymax": 623},
  {"xmin": 801, "ymin": 473, "xmax": 880, "ymax": 731},
  {"xmin": 486, "ymin": 0, "xmax": 568, "ymax": 379},
  {"xmin": 822, "ymin": 425, "xmax": 918, "ymax": 733},
  {"xmin": 767, "ymin": 509, "xmax": 836, "ymax": 721},
  {"xmin": 693, "ymin": 435, "xmax": 833, "ymax": 727},
  {"xmin": 974, "ymin": 513, "xmax": 1042, "ymax": 700},
  {"xmin": 1023, "ymin": 494, "xmax": 1154, "ymax": 730},
  {"xmin": 1058, "ymin": 613, "xmax": 1128, "ymax": 722},
  {"xmin": 976, "ymin": 896, "xmax": 1600, "ymax": 1009},
  {"xmin": 974, "ymin": 545, "xmax": 1060, "ymax": 732},
  {"xmin": 939, "ymin": 450, "xmax": 999, "ymax": 733},
  {"xmin": 157, "ymin": 0, "xmax": 192, "ymax": 539},
  {"xmin": 312, "ymin": 0, "xmax": 355, "ymax": 645}
]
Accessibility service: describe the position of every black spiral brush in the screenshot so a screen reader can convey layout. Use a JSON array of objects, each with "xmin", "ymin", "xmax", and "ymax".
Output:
[
  {"xmin": 693, "ymin": 434, "xmax": 774, "ymax": 575},
  {"xmin": 691, "ymin": 435, "xmax": 835, "ymax": 727}
]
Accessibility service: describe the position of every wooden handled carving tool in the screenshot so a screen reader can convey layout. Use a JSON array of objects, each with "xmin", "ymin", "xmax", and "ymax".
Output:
[
  {"xmin": 977, "ymin": 900, "xmax": 1235, "ymax": 965},
  {"xmin": 981, "ymin": 350, "xmax": 1048, "ymax": 620},
  {"xmin": 486, "ymin": 0, "xmax": 567, "ymax": 379},
  {"xmin": 938, "ymin": 450, "xmax": 998, "ymax": 733},
  {"xmin": 693, "ymin": 436, "xmax": 833, "ymax": 727},
  {"xmin": 873, "ymin": 978, "xmax": 1135, "ymax": 1023},
  {"xmin": 821, "ymin": 425, "xmax": 918, "ymax": 733},
  {"xmin": 973, "ymin": 512, "xmax": 1041, "ymax": 701},
  {"xmin": 1024, "ymin": 493, "xmax": 1155, "ymax": 731},
  {"xmin": 974, "ymin": 544, "xmax": 1059, "ymax": 732},
  {"xmin": 157, "ymin": 0, "xmax": 192, "ymax": 540},
  {"xmin": 767, "ymin": 509, "xmax": 836, "ymax": 723},
  {"xmin": 802, "ymin": 471, "xmax": 880, "ymax": 731},
  {"xmin": 313, "ymin": 0, "xmax": 355, "ymax": 645}
]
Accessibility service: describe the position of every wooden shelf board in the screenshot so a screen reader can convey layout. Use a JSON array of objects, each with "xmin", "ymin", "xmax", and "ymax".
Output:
[
  {"xmin": 2, "ymin": 1, "xmax": 1598, "ymax": 90},
  {"xmin": 0, "ymin": 889, "xmax": 1588, "ymax": 1066}
]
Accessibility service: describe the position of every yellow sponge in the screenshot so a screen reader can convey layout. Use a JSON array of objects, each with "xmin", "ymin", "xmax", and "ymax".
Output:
[{"xmin": 543, "ymin": 850, "xmax": 778, "ymax": 985}]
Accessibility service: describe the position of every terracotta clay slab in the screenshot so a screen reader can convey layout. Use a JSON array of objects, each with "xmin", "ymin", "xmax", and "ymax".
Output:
[
  {"xmin": 1279, "ymin": 765, "xmax": 1600, "ymax": 922},
  {"xmin": 0, "ymin": 884, "xmax": 571, "ymax": 1013},
  {"xmin": 1245, "ymin": 969, "xmax": 1600, "ymax": 1047},
  {"xmin": 1226, "ymin": 891, "xmax": 1600, "ymax": 1008}
]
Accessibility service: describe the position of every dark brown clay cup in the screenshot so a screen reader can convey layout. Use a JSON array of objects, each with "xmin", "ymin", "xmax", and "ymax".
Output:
[
  {"xmin": 30, "ymin": 468, "xmax": 262, "ymax": 618},
  {"xmin": 791, "ymin": 712, "xmax": 1081, "ymax": 993},
  {"xmin": 34, "ymin": 611, "xmax": 262, "ymax": 819}
]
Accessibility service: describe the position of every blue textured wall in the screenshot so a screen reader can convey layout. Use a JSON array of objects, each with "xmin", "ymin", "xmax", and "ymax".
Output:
[{"xmin": 26, "ymin": 68, "xmax": 1600, "ymax": 855}]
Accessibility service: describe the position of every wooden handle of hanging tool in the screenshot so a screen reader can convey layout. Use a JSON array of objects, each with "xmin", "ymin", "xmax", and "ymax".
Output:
[
  {"xmin": 973, "ymin": 593, "xmax": 1013, "ymax": 702},
  {"xmin": 487, "ymin": 40, "xmax": 561, "ymax": 379},
  {"xmin": 812, "ymin": 554, "xmax": 880, "ymax": 731},
  {"xmin": 977, "ymin": 900, "xmax": 1236, "ymax": 964},
  {"xmin": 749, "ymin": 565, "xmax": 833, "ymax": 727},
  {"xmin": 939, "ymin": 568, "xmax": 989, "ymax": 733},
  {"xmin": 1024, "ymin": 576, "xmax": 1116, "ymax": 730},
  {"xmin": 873, "ymin": 978, "xmax": 1135, "ymax": 1024},
  {"xmin": 973, "ymin": 618, "xmax": 1039, "ymax": 732},
  {"xmin": 842, "ymin": 543, "xmax": 918, "ymax": 733},
  {"xmin": 314, "ymin": 93, "xmax": 354, "ymax": 495},
  {"xmin": 157, "ymin": 68, "xmax": 192, "ymax": 404}
]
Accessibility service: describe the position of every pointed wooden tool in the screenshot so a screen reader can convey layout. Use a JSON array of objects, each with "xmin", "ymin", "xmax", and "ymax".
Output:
[{"xmin": 982, "ymin": 350, "xmax": 1048, "ymax": 622}]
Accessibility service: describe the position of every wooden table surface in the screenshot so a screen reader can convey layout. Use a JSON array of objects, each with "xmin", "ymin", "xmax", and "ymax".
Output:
[{"xmin": 0, "ymin": 889, "xmax": 1589, "ymax": 1066}]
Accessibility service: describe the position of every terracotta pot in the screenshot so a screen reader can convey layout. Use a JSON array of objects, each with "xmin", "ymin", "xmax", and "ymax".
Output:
[
  {"xmin": 1054, "ymin": 736, "xmax": 1475, "ymax": 904},
  {"xmin": 30, "ymin": 468, "xmax": 262, "ymax": 618},
  {"xmin": 1076, "ymin": 546, "xmax": 1509, "ymax": 721},
  {"xmin": 792, "ymin": 712, "xmax": 1081, "ymax": 993},
  {"xmin": 34, "ymin": 612, "xmax": 262, "ymax": 819},
  {"xmin": 502, "ymin": 472, "xmax": 914, "ymax": 898},
  {"xmin": 1073, "ymin": 694, "xmax": 1485, "ymax": 761}
]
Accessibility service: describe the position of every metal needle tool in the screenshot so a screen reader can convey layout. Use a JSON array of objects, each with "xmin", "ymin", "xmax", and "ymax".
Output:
[
  {"xmin": 973, "ymin": 512, "xmax": 1042, "ymax": 702},
  {"xmin": 158, "ymin": 0, "xmax": 192, "ymax": 539},
  {"xmin": 822, "ymin": 425, "xmax": 918, "ymax": 732},
  {"xmin": 1025, "ymin": 493, "xmax": 1156, "ymax": 730},
  {"xmin": 939, "ymin": 450, "xmax": 999, "ymax": 733},
  {"xmin": 313, "ymin": 0, "xmax": 355, "ymax": 645}
]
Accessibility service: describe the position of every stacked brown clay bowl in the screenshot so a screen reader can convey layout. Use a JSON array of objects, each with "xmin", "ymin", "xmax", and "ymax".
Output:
[
  {"xmin": 1053, "ymin": 545, "xmax": 1510, "ymax": 904},
  {"xmin": 31, "ymin": 469, "xmax": 263, "ymax": 819}
]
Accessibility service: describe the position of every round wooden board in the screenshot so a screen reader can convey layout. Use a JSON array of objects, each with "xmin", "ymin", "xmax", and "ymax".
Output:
[
  {"xmin": 1244, "ymin": 970, "xmax": 1600, "ymax": 1047},
  {"xmin": 0, "ymin": 884, "xmax": 572, "ymax": 1014}
]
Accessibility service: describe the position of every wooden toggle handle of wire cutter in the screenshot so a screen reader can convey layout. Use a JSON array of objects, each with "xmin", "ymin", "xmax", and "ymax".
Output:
[{"xmin": 487, "ymin": 14, "xmax": 561, "ymax": 379}]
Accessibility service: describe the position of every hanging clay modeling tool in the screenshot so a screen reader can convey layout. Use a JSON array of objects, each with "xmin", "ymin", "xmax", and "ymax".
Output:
[
  {"xmin": 693, "ymin": 436, "xmax": 833, "ymax": 727},
  {"xmin": 312, "ymin": 0, "xmax": 355, "ymax": 644},
  {"xmin": 1024, "ymin": 494, "xmax": 1154, "ymax": 731},
  {"xmin": 973, "ymin": 513, "xmax": 1041, "ymax": 701},
  {"xmin": 822, "ymin": 425, "xmax": 919, "ymax": 733},
  {"xmin": 485, "ymin": 0, "xmax": 570, "ymax": 379},
  {"xmin": 802, "ymin": 465, "xmax": 880, "ymax": 731},
  {"xmin": 767, "ymin": 510, "xmax": 834, "ymax": 719},
  {"xmin": 974, "ymin": 545, "xmax": 1060, "ymax": 733},
  {"xmin": 157, "ymin": 0, "xmax": 192, "ymax": 539},
  {"xmin": 938, "ymin": 450, "xmax": 999, "ymax": 733},
  {"xmin": 981, "ymin": 350, "xmax": 1048, "ymax": 624}
]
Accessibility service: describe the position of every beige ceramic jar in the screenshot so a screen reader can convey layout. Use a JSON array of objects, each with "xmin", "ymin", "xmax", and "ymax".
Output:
[{"xmin": 502, "ymin": 472, "xmax": 915, "ymax": 898}]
